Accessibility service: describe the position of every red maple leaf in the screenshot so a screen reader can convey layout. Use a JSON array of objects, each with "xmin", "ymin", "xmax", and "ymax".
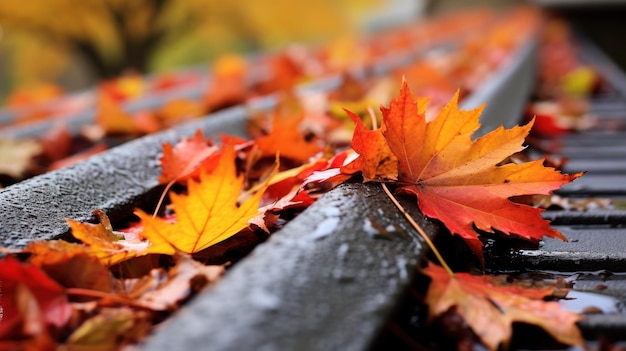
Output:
[
  {"xmin": 158, "ymin": 129, "xmax": 219, "ymax": 185},
  {"xmin": 0, "ymin": 255, "xmax": 72, "ymax": 339},
  {"xmin": 347, "ymin": 82, "xmax": 583, "ymax": 260}
]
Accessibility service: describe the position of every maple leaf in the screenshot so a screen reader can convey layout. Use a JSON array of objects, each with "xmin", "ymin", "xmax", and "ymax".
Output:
[
  {"xmin": 68, "ymin": 210, "xmax": 175, "ymax": 266},
  {"xmin": 0, "ymin": 255, "xmax": 72, "ymax": 339},
  {"xmin": 158, "ymin": 129, "xmax": 219, "ymax": 184},
  {"xmin": 136, "ymin": 143, "xmax": 272, "ymax": 254},
  {"xmin": 254, "ymin": 96, "xmax": 323, "ymax": 163},
  {"xmin": 423, "ymin": 263, "xmax": 584, "ymax": 350},
  {"xmin": 95, "ymin": 93, "xmax": 139, "ymax": 135},
  {"xmin": 348, "ymin": 82, "xmax": 582, "ymax": 259},
  {"xmin": 343, "ymin": 109, "xmax": 397, "ymax": 181}
]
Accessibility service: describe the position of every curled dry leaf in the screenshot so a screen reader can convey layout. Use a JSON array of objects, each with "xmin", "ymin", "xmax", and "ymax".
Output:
[
  {"xmin": 68, "ymin": 212, "xmax": 175, "ymax": 266},
  {"xmin": 132, "ymin": 254, "xmax": 224, "ymax": 311},
  {"xmin": 0, "ymin": 138, "xmax": 42, "ymax": 178},
  {"xmin": 423, "ymin": 263, "xmax": 584, "ymax": 350}
]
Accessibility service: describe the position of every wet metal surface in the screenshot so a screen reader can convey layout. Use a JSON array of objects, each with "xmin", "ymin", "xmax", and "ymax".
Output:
[
  {"xmin": 0, "ymin": 107, "xmax": 249, "ymax": 248},
  {"xmin": 1, "ymin": 22, "xmax": 625, "ymax": 350},
  {"xmin": 139, "ymin": 182, "xmax": 436, "ymax": 351}
]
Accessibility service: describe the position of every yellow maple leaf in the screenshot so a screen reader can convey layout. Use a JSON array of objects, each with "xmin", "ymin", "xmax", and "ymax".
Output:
[
  {"xmin": 135, "ymin": 144, "xmax": 272, "ymax": 254},
  {"xmin": 67, "ymin": 215, "xmax": 174, "ymax": 266}
]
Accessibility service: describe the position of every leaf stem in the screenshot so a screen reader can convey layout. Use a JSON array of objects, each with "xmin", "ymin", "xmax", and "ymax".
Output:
[
  {"xmin": 66, "ymin": 288, "xmax": 152, "ymax": 310},
  {"xmin": 367, "ymin": 106, "xmax": 378, "ymax": 130},
  {"xmin": 381, "ymin": 183, "xmax": 454, "ymax": 277},
  {"xmin": 153, "ymin": 179, "xmax": 176, "ymax": 219}
]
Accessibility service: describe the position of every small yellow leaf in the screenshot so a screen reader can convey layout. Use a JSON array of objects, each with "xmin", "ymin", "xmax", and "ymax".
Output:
[
  {"xmin": 136, "ymin": 144, "xmax": 272, "ymax": 254},
  {"xmin": 68, "ymin": 217, "xmax": 174, "ymax": 266}
]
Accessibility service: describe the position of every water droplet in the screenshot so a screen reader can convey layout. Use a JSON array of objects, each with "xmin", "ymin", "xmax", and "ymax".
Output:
[
  {"xmin": 337, "ymin": 243, "xmax": 349, "ymax": 259},
  {"xmin": 560, "ymin": 290, "xmax": 618, "ymax": 314},
  {"xmin": 249, "ymin": 288, "xmax": 280, "ymax": 311}
]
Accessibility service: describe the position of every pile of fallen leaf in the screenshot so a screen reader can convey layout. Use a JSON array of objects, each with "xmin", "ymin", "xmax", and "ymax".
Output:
[
  {"xmin": 526, "ymin": 17, "xmax": 603, "ymax": 136},
  {"xmin": 0, "ymin": 7, "xmax": 521, "ymax": 187},
  {"xmin": 0, "ymin": 6, "xmax": 589, "ymax": 351},
  {"xmin": 0, "ymin": 80, "xmax": 585, "ymax": 350}
]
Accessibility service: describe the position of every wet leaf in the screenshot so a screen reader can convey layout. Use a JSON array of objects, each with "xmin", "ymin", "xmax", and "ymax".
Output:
[
  {"xmin": 347, "ymin": 82, "xmax": 583, "ymax": 260},
  {"xmin": 0, "ymin": 255, "xmax": 72, "ymax": 339},
  {"xmin": 132, "ymin": 254, "xmax": 224, "ymax": 311},
  {"xmin": 68, "ymin": 211, "xmax": 175, "ymax": 266},
  {"xmin": 137, "ymin": 144, "xmax": 272, "ymax": 254},
  {"xmin": 25, "ymin": 240, "xmax": 114, "ymax": 293},
  {"xmin": 65, "ymin": 308, "xmax": 152, "ymax": 350},
  {"xmin": 158, "ymin": 129, "xmax": 219, "ymax": 184},
  {"xmin": 423, "ymin": 263, "xmax": 584, "ymax": 350},
  {"xmin": 254, "ymin": 96, "xmax": 323, "ymax": 163}
]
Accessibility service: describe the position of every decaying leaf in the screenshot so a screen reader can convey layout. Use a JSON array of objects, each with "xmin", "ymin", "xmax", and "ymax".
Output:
[
  {"xmin": 132, "ymin": 254, "xmax": 224, "ymax": 311},
  {"xmin": 65, "ymin": 307, "xmax": 152, "ymax": 350},
  {"xmin": 25, "ymin": 240, "xmax": 114, "ymax": 293},
  {"xmin": 68, "ymin": 211, "xmax": 175, "ymax": 266},
  {"xmin": 423, "ymin": 263, "xmax": 584, "ymax": 350},
  {"xmin": 0, "ymin": 138, "xmax": 42, "ymax": 178}
]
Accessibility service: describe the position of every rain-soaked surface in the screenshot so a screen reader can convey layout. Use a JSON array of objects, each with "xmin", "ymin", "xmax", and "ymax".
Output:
[{"xmin": 3, "ymin": 10, "xmax": 626, "ymax": 351}]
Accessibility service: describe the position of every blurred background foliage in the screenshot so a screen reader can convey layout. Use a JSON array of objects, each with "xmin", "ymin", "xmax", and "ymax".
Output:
[{"xmin": 0, "ymin": 0, "xmax": 426, "ymax": 101}]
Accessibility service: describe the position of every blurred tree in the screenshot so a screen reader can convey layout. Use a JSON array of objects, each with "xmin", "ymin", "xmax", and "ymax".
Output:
[{"xmin": 0, "ymin": 0, "xmax": 381, "ymax": 89}]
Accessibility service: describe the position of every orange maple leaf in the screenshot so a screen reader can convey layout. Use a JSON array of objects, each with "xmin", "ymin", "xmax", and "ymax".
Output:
[
  {"xmin": 136, "ymin": 144, "xmax": 273, "ymax": 254},
  {"xmin": 203, "ymin": 54, "xmax": 249, "ymax": 112},
  {"xmin": 342, "ymin": 109, "xmax": 397, "ymax": 181},
  {"xmin": 254, "ymin": 97, "xmax": 323, "ymax": 163},
  {"xmin": 348, "ymin": 82, "xmax": 583, "ymax": 259},
  {"xmin": 158, "ymin": 129, "xmax": 219, "ymax": 185},
  {"xmin": 68, "ymin": 214, "xmax": 175, "ymax": 266},
  {"xmin": 95, "ymin": 93, "xmax": 139, "ymax": 135},
  {"xmin": 423, "ymin": 263, "xmax": 583, "ymax": 350}
]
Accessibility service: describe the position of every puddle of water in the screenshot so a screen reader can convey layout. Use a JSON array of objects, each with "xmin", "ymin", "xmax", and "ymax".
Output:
[{"xmin": 560, "ymin": 290, "xmax": 619, "ymax": 314}]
